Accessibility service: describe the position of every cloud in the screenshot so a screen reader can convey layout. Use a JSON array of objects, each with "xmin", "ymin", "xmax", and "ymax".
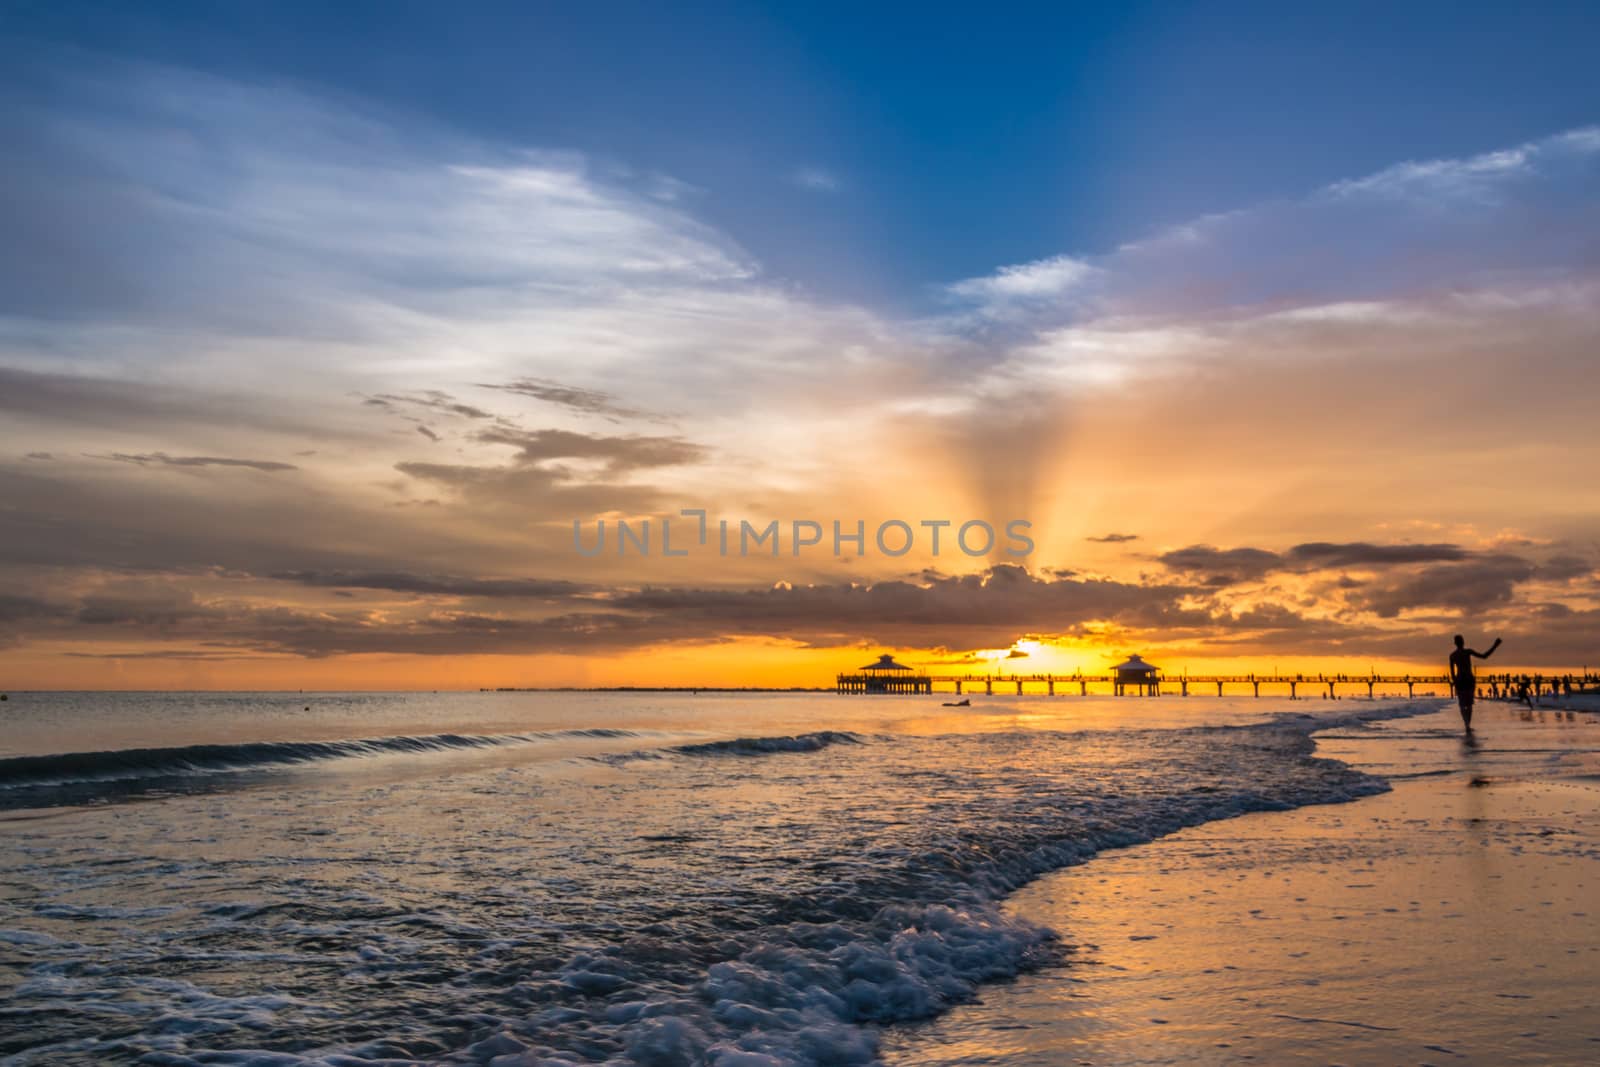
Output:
[
  {"xmin": 611, "ymin": 564, "xmax": 1200, "ymax": 651},
  {"xmin": 92, "ymin": 452, "xmax": 299, "ymax": 472},
  {"xmin": 1349, "ymin": 555, "xmax": 1539, "ymax": 618},
  {"xmin": 1086, "ymin": 532, "xmax": 1140, "ymax": 544},
  {"xmin": 76, "ymin": 590, "xmax": 216, "ymax": 627},
  {"xmin": 0, "ymin": 565, "xmax": 1202, "ymax": 659},
  {"xmin": 0, "ymin": 593, "xmax": 66, "ymax": 623},
  {"xmin": 950, "ymin": 124, "xmax": 1600, "ymax": 389},
  {"xmin": 948, "ymin": 255, "xmax": 1096, "ymax": 307},
  {"xmin": 1171, "ymin": 543, "xmax": 1529, "ymax": 591},
  {"xmin": 1158, "ymin": 545, "xmax": 1283, "ymax": 585},
  {"xmin": 481, "ymin": 378, "xmax": 655, "ymax": 421},
  {"xmin": 1538, "ymin": 555, "xmax": 1594, "ymax": 582},
  {"xmin": 0, "ymin": 366, "xmax": 353, "ymax": 440},
  {"xmin": 6, "ymin": 549, "xmax": 1594, "ymax": 666},
  {"xmin": 792, "ymin": 167, "xmax": 840, "ymax": 192},
  {"xmin": 472, "ymin": 426, "xmax": 706, "ymax": 473},
  {"xmin": 0, "ymin": 65, "xmax": 755, "ymax": 340},
  {"xmin": 366, "ymin": 391, "xmax": 493, "ymax": 420},
  {"xmin": 1325, "ymin": 127, "xmax": 1600, "ymax": 204},
  {"xmin": 1284, "ymin": 542, "xmax": 1471, "ymax": 567},
  {"xmin": 270, "ymin": 570, "xmax": 593, "ymax": 600},
  {"xmin": 1153, "ymin": 539, "xmax": 1575, "ymax": 624}
]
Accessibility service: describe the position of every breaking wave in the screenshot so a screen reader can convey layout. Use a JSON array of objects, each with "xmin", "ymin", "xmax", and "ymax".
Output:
[
  {"xmin": 0, "ymin": 729, "xmax": 645, "ymax": 789},
  {"xmin": 671, "ymin": 730, "xmax": 865, "ymax": 757}
]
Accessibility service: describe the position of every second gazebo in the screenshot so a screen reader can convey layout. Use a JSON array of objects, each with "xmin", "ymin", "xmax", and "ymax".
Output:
[{"xmin": 852, "ymin": 653, "xmax": 932, "ymax": 694}]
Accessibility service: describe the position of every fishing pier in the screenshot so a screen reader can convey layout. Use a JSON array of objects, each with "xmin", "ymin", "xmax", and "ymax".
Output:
[
  {"xmin": 836, "ymin": 671, "xmax": 1452, "ymax": 699},
  {"xmin": 836, "ymin": 656, "xmax": 1597, "ymax": 700}
]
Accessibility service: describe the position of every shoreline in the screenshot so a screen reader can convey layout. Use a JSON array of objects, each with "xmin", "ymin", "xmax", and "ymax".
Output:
[{"xmin": 885, "ymin": 702, "xmax": 1600, "ymax": 1065}]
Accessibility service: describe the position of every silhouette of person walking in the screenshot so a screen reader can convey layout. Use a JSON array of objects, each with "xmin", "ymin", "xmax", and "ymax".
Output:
[{"xmin": 1449, "ymin": 634, "xmax": 1501, "ymax": 733}]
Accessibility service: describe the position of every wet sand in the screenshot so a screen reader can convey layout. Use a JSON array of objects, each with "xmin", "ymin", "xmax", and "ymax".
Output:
[{"xmin": 887, "ymin": 703, "xmax": 1600, "ymax": 1065}]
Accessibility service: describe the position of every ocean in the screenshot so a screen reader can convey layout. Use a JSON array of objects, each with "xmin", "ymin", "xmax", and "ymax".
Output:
[{"xmin": 0, "ymin": 691, "xmax": 1431, "ymax": 1065}]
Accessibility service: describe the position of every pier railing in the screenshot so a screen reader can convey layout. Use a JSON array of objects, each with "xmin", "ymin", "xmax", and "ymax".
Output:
[{"xmin": 834, "ymin": 671, "xmax": 1598, "ymax": 698}]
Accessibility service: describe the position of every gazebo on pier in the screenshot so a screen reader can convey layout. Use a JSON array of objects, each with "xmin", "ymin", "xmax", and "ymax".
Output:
[
  {"xmin": 836, "ymin": 653, "xmax": 932, "ymax": 694},
  {"xmin": 1112, "ymin": 654, "xmax": 1161, "ymax": 696}
]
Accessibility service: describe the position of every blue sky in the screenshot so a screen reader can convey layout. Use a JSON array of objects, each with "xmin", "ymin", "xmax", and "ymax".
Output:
[{"xmin": 8, "ymin": 1, "xmax": 1600, "ymax": 309}]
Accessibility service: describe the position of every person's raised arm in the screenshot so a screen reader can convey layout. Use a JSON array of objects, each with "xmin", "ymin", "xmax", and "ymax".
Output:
[{"xmin": 1474, "ymin": 638, "xmax": 1503, "ymax": 660}]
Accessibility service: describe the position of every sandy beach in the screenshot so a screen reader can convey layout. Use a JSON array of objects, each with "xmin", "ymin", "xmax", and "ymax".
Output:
[{"xmin": 885, "ymin": 701, "xmax": 1600, "ymax": 1065}]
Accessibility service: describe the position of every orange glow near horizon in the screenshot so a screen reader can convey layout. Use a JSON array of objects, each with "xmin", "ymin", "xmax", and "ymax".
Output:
[{"xmin": 3, "ymin": 633, "xmax": 1583, "ymax": 692}]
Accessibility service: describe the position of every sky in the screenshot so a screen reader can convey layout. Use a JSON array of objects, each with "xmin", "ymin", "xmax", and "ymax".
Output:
[{"xmin": 1, "ymin": 2, "xmax": 1598, "ymax": 688}]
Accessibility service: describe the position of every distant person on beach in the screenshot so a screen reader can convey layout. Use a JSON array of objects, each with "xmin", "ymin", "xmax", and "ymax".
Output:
[{"xmin": 1448, "ymin": 634, "xmax": 1501, "ymax": 732}]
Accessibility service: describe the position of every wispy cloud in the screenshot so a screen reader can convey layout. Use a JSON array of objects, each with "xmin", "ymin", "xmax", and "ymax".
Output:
[
  {"xmin": 1325, "ymin": 126, "xmax": 1600, "ymax": 203},
  {"xmin": 792, "ymin": 167, "xmax": 841, "ymax": 192},
  {"xmin": 947, "ymin": 255, "xmax": 1097, "ymax": 308},
  {"xmin": 92, "ymin": 452, "xmax": 299, "ymax": 473},
  {"xmin": 480, "ymin": 377, "xmax": 656, "ymax": 422},
  {"xmin": 947, "ymin": 125, "xmax": 1600, "ymax": 380}
]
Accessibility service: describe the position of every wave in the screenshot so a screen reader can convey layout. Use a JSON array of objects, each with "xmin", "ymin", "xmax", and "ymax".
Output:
[
  {"xmin": 0, "ymin": 728, "xmax": 869, "ymax": 808},
  {"xmin": 671, "ymin": 730, "xmax": 865, "ymax": 757},
  {"xmin": 0, "ymin": 728, "xmax": 643, "ymax": 790}
]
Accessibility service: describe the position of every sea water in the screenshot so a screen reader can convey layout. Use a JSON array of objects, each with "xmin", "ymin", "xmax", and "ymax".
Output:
[{"xmin": 0, "ymin": 691, "xmax": 1431, "ymax": 1065}]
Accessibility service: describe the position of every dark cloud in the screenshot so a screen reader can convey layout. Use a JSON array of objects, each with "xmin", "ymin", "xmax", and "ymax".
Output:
[
  {"xmin": 0, "ymin": 593, "xmax": 67, "ymax": 623},
  {"xmin": 1162, "ymin": 540, "xmax": 1498, "ymax": 586},
  {"xmin": 271, "ymin": 570, "xmax": 593, "ymax": 600},
  {"xmin": 0, "ymin": 366, "xmax": 354, "ymax": 441},
  {"xmin": 0, "ymin": 464, "xmax": 571, "ymax": 579},
  {"xmin": 611, "ymin": 564, "xmax": 1199, "ymax": 650},
  {"xmin": 62, "ymin": 648, "xmax": 279, "ymax": 661},
  {"xmin": 416, "ymin": 425, "xmax": 440, "ymax": 442},
  {"xmin": 1348, "ymin": 555, "xmax": 1538, "ymax": 618},
  {"xmin": 23, "ymin": 452, "xmax": 53, "ymax": 461},
  {"xmin": 1158, "ymin": 539, "xmax": 1555, "ymax": 620},
  {"xmin": 92, "ymin": 452, "xmax": 299, "ymax": 472},
  {"xmin": 1158, "ymin": 544, "xmax": 1283, "ymax": 585},
  {"xmin": 472, "ymin": 427, "xmax": 707, "ymax": 473},
  {"xmin": 1086, "ymin": 532, "xmax": 1139, "ymax": 543},
  {"xmin": 76, "ymin": 591, "xmax": 215, "ymax": 627},
  {"xmin": 7, "ymin": 557, "xmax": 1597, "ymax": 666},
  {"xmin": 392, "ymin": 426, "xmax": 706, "ymax": 510},
  {"xmin": 392, "ymin": 460, "xmax": 565, "ymax": 497},
  {"xmin": 386, "ymin": 457, "xmax": 689, "ymax": 522},
  {"xmin": 481, "ymin": 378, "xmax": 653, "ymax": 421},
  {"xmin": 43, "ymin": 597, "xmax": 680, "ymax": 659},
  {"xmin": 1285, "ymin": 542, "xmax": 1470, "ymax": 567},
  {"xmin": 0, "ymin": 565, "xmax": 1197, "ymax": 659},
  {"xmin": 366, "ymin": 391, "xmax": 493, "ymax": 420},
  {"xmin": 1538, "ymin": 554, "xmax": 1594, "ymax": 582}
]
